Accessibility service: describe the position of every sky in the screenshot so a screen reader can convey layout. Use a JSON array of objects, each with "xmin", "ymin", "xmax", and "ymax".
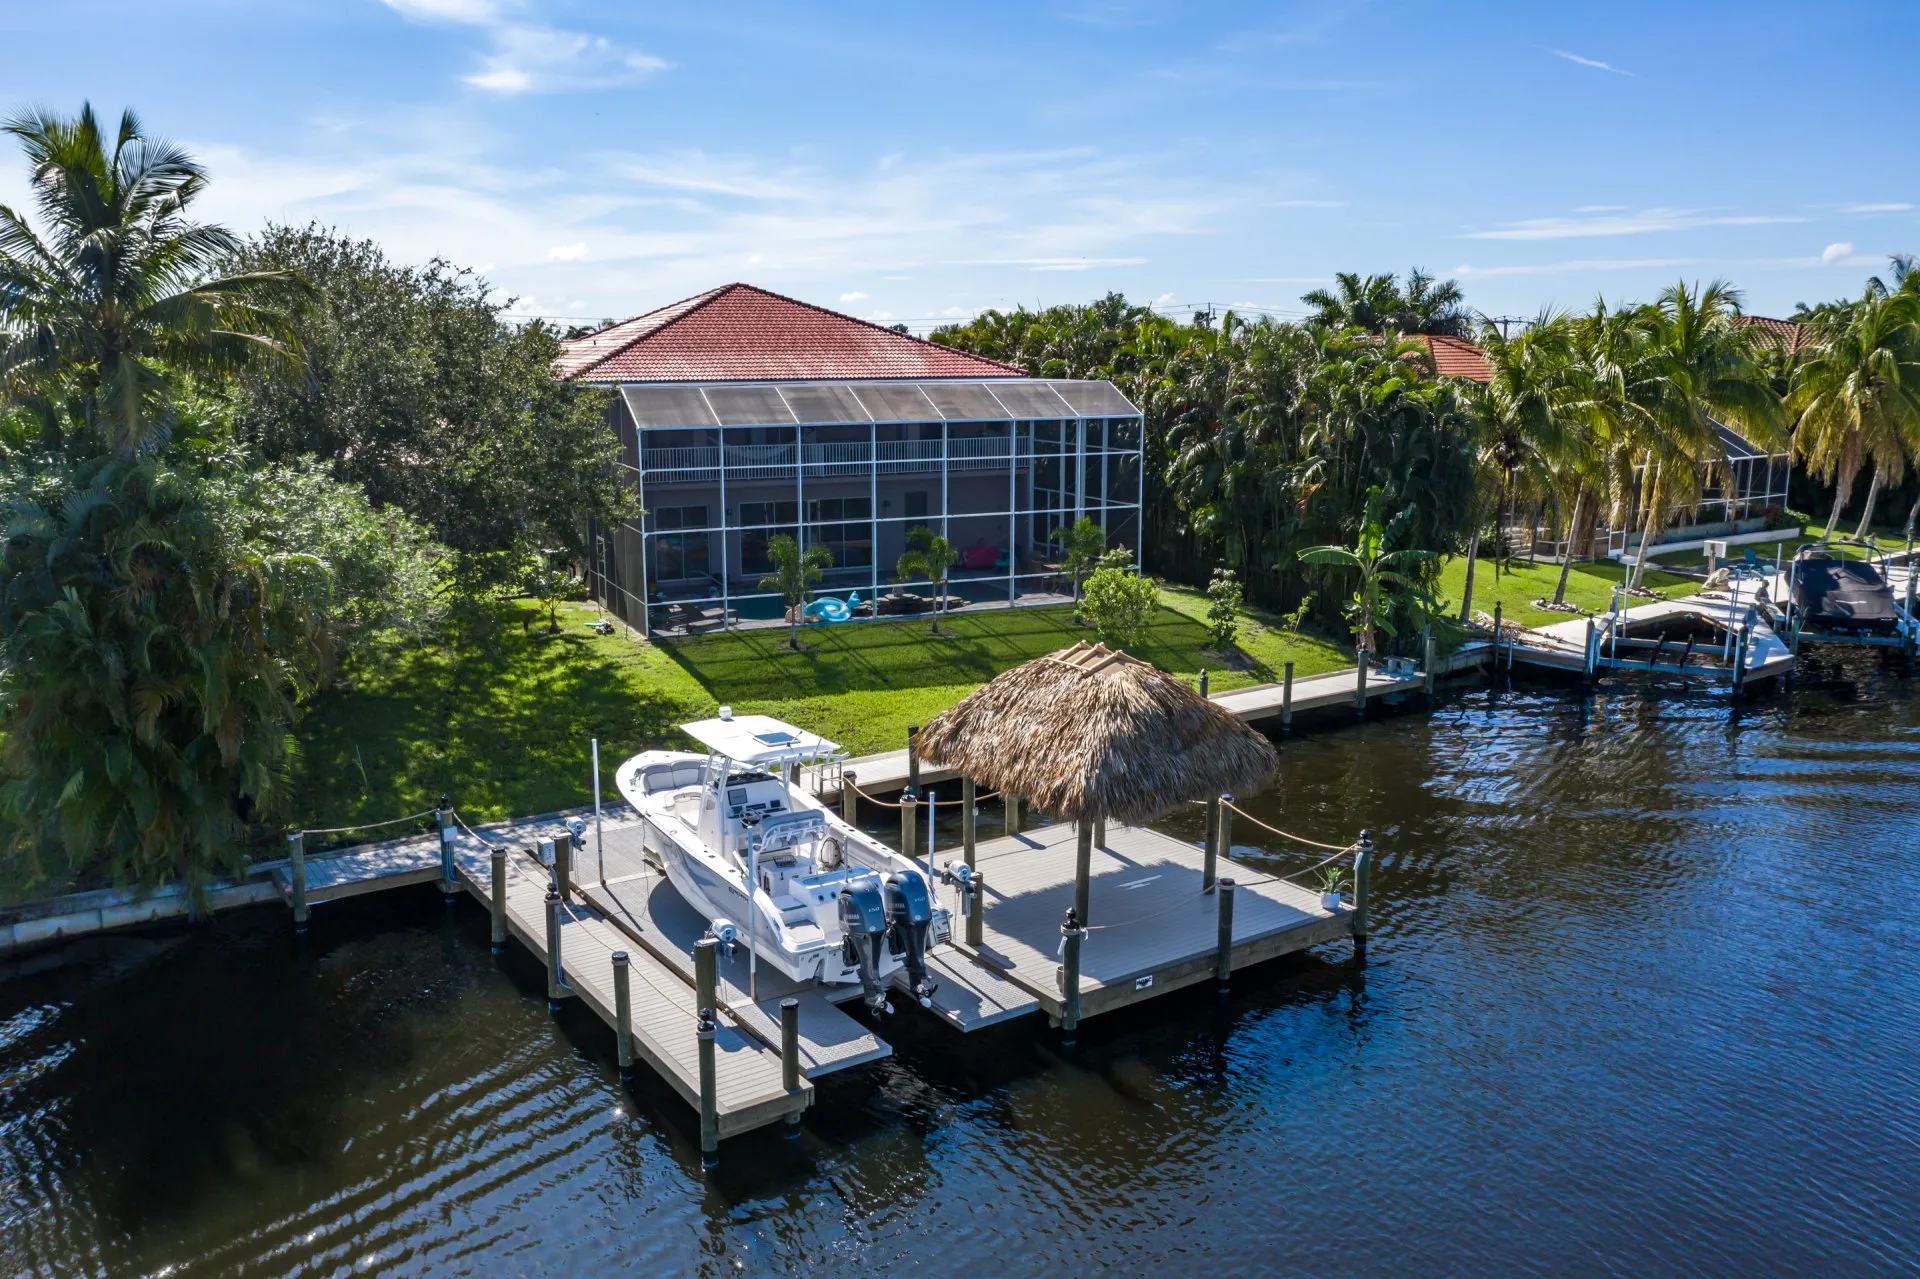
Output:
[{"xmin": 2, "ymin": 0, "xmax": 1914, "ymax": 332}]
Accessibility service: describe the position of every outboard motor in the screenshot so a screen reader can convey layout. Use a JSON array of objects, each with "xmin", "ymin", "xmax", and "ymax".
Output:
[
  {"xmin": 883, "ymin": 870, "xmax": 937, "ymax": 1006},
  {"xmin": 837, "ymin": 875, "xmax": 889, "ymax": 1014}
]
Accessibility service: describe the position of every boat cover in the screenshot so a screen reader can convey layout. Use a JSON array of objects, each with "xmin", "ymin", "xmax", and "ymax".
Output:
[{"xmin": 1793, "ymin": 557, "xmax": 1900, "ymax": 634}]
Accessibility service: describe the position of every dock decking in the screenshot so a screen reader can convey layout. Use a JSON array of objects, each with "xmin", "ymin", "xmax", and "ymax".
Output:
[{"xmin": 932, "ymin": 821, "xmax": 1356, "ymax": 1026}]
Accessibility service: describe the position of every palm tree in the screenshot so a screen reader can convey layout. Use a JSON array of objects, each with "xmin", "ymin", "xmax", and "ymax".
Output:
[
  {"xmin": 1623, "ymin": 281, "xmax": 1784, "ymax": 591},
  {"xmin": 757, "ymin": 533, "xmax": 831, "ymax": 650},
  {"xmin": 1456, "ymin": 312, "xmax": 1578, "ymax": 618},
  {"xmin": 1050, "ymin": 515, "xmax": 1108, "ymax": 601},
  {"xmin": 1302, "ymin": 272, "xmax": 1404, "ymax": 333},
  {"xmin": 0, "ymin": 104, "xmax": 298, "ymax": 457},
  {"xmin": 896, "ymin": 525, "xmax": 960, "ymax": 634},
  {"xmin": 1549, "ymin": 300, "xmax": 1639, "ymax": 607},
  {"xmin": 1298, "ymin": 486, "xmax": 1437, "ymax": 660},
  {"xmin": 1394, "ymin": 268, "xmax": 1473, "ymax": 338},
  {"xmin": 1788, "ymin": 288, "xmax": 1920, "ymax": 540}
]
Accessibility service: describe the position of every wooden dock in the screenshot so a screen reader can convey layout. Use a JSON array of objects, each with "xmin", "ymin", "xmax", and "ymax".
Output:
[
  {"xmin": 1511, "ymin": 593, "xmax": 1795, "ymax": 682},
  {"xmin": 926, "ymin": 821, "xmax": 1357, "ymax": 1027}
]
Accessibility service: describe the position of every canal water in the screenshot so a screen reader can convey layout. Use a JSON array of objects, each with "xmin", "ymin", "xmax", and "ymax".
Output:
[{"xmin": 4, "ymin": 661, "xmax": 1919, "ymax": 1277}]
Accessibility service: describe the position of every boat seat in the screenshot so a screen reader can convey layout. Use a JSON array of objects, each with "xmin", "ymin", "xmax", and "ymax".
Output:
[
  {"xmin": 771, "ymin": 893, "xmax": 812, "ymax": 924},
  {"xmin": 642, "ymin": 761, "xmax": 708, "ymax": 794}
]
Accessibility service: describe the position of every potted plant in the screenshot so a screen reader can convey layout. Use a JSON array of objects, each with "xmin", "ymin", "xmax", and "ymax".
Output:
[{"xmin": 1317, "ymin": 866, "xmax": 1346, "ymax": 911}]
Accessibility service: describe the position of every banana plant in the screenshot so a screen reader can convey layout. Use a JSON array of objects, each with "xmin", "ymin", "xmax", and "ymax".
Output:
[{"xmin": 1297, "ymin": 486, "xmax": 1437, "ymax": 659}]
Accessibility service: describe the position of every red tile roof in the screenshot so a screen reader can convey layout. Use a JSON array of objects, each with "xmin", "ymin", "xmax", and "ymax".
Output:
[
  {"xmin": 555, "ymin": 283, "xmax": 1023, "ymax": 383},
  {"xmin": 1415, "ymin": 333, "xmax": 1492, "ymax": 383},
  {"xmin": 1736, "ymin": 315, "xmax": 1815, "ymax": 356}
]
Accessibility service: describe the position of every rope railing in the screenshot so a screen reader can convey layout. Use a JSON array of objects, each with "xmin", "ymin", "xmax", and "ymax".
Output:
[
  {"xmin": 299, "ymin": 808, "xmax": 439, "ymax": 838},
  {"xmin": 843, "ymin": 778, "xmax": 1001, "ymax": 809},
  {"xmin": 1219, "ymin": 800, "xmax": 1356, "ymax": 854}
]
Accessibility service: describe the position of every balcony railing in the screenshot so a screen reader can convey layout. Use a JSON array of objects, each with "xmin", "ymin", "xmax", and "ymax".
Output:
[{"xmin": 642, "ymin": 436, "xmax": 1017, "ymax": 483}]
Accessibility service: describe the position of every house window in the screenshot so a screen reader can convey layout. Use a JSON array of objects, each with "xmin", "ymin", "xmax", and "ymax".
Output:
[
  {"xmin": 651, "ymin": 505, "xmax": 710, "ymax": 531},
  {"xmin": 739, "ymin": 500, "xmax": 800, "ymax": 575},
  {"xmin": 904, "ymin": 491, "xmax": 929, "ymax": 519},
  {"xmin": 807, "ymin": 496, "xmax": 873, "ymax": 568}
]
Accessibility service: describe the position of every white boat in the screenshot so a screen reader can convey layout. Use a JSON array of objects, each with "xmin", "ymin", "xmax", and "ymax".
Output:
[{"xmin": 615, "ymin": 710, "xmax": 951, "ymax": 1012}]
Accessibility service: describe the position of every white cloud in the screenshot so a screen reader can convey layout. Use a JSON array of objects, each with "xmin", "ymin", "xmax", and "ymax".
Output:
[
  {"xmin": 1468, "ymin": 208, "xmax": 1801, "ymax": 240},
  {"xmin": 182, "ymin": 132, "xmax": 1238, "ymax": 321},
  {"xmin": 1548, "ymin": 48, "xmax": 1632, "ymax": 76},
  {"xmin": 1821, "ymin": 241, "xmax": 1855, "ymax": 264},
  {"xmin": 839, "ymin": 290, "xmax": 869, "ymax": 302},
  {"xmin": 1450, "ymin": 257, "xmax": 1700, "ymax": 278},
  {"xmin": 1841, "ymin": 202, "xmax": 1914, "ymax": 214},
  {"xmin": 379, "ymin": 0, "xmax": 667, "ymax": 94}
]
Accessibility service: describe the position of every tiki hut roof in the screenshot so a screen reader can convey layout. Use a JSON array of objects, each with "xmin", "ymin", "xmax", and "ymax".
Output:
[{"xmin": 912, "ymin": 642, "xmax": 1277, "ymax": 823}]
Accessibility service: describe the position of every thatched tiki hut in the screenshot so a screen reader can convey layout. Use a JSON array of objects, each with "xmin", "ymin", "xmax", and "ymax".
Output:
[{"xmin": 912, "ymin": 642, "xmax": 1277, "ymax": 925}]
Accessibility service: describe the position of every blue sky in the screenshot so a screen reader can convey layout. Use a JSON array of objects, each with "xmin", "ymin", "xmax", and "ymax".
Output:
[{"xmin": 4, "ymin": 0, "xmax": 1913, "ymax": 330}]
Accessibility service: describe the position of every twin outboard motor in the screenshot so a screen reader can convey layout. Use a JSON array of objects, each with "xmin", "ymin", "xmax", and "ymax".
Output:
[
  {"xmin": 883, "ymin": 871, "xmax": 937, "ymax": 1006},
  {"xmin": 837, "ymin": 875, "xmax": 889, "ymax": 1014}
]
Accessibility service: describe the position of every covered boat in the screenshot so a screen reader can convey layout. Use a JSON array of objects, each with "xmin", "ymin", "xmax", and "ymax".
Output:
[
  {"xmin": 615, "ymin": 711, "xmax": 947, "ymax": 1012},
  {"xmin": 1789, "ymin": 540, "xmax": 1900, "ymax": 636}
]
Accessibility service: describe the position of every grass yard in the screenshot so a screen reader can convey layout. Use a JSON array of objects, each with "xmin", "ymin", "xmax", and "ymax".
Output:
[
  {"xmin": 1435, "ymin": 555, "xmax": 1701, "ymax": 628},
  {"xmin": 1647, "ymin": 525, "xmax": 1915, "ymax": 572},
  {"xmin": 289, "ymin": 589, "xmax": 1349, "ymax": 837}
]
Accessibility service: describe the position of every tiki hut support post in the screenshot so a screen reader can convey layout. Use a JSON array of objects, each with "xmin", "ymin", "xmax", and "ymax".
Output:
[
  {"xmin": 961, "ymin": 777, "xmax": 977, "ymax": 869},
  {"xmin": 1073, "ymin": 818, "xmax": 1094, "ymax": 926},
  {"xmin": 1202, "ymin": 796, "xmax": 1221, "ymax": 890},
  {"xmin": 1005, "ymin": 791, "xmax": 1021, "ymax": 836},
  {"xmin": 1094, "ymin": 814, "xmax": 1106, "ymax": 848}
]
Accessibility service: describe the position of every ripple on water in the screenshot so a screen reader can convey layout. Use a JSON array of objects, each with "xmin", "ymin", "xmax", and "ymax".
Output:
[{"xmin": 4, "ymin": 679, "xmax": 1920, "ymax": 1276}]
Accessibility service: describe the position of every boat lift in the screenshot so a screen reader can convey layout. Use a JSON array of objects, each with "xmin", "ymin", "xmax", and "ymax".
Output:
[
  {"xmin": 1779, "ymin": 538, "xmax": 1920, "ymax": 657},
  {"xmin": 1582, "ymin": 568, "xmax": 1774, "ymax": 688}
]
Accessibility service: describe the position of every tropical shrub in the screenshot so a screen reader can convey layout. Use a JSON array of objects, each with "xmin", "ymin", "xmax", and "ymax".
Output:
[
  {"xmin": 1078, "ymin": 552, "xmax": 1157, "ymax": 650},
  {"xmin": 1205, "ymin": 567, "xmax": 1242, "ymax": 650}
]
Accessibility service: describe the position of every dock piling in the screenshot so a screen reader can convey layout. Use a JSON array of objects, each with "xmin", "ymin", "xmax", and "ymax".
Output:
[
  {"xmin": 489, "ymin": 848, "xmax": 508, "ymax": 954},
  {"xmin": 1281, "ymin": 660, "xmax": 1295, "ymax": 734},
  {"xmin": 1211, "ymin": 797, "xmax": 1234, "ymax": 890},
  {"xmin": 1492, "ymin": 602, "xmax": 1504, "ymax": 674},
  {"xmin": 1215, "ymin": 878, "xmax": 1236, "ymax": 989},
  {"xmin": 780, "ymin": 997, "xmax": 803, "ymax": 1140},
  {"xmin": 900, "ymin": 790, "xmax": 918, "ymax": 864},
  {"xmin": 906, "ymin": 724, "xmax": 920, "ymax": 793},
  {"xmin": 612, "ymin": 951, "xmax": 634, "ymax": 1081},
  {"xmin": 1059, "ymin": 909, "xmax": 1084, "ymax": 1045},
  {"xmin": 961, "ymin": 777, "xmax": 977, "ymax": 870},
  {"xmin": 288, "ymin": 830, "xmax": 308, "ymax": 932},
  {"xmin": 1352, "ymin": 829, "xmax": 1373, "ymax": 963},
  {"xmin": 1423, "ymin": 628, "xmax": 1436, "ymax": 703},
  {"xmin": 1585, "ymin": 617, "xmax": 1597, "ymax": 682},
  {"xmin": 1354, "ymin": 649, "xmax": 1368, "ymax": 718},
  {"xmin": 437, "ymin": 799, "xmax": 457, "ymax": 896},
  {"xmin": 841, "ymin": 769, "xmax": 858, "ymax": 825},
  {"xmin": 544, "ymin": 884, "xmax": 567, "ymax": 1008},
  {"xmin": 554, "ymin": 832, "xmax": 572, "ymax": 900},
  {"xmin": 966, "ymin": 868, "xmax": 985, "ymax": 948},
  {"xmin": 694, "ymin": 936, "xmax": 720, "ymax": 1169},
  {"xmin": 1198, "ymin": 669, "xmax": 1209, "ymax": 699}
]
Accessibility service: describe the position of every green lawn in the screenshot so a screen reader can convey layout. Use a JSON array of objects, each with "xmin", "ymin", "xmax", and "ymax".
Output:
[
  {"xmin": 1648, "ymin": 525, "xmax": 1914, "ymax": 572},
  {"xmin": 289, "ymin": 590, "xmax": 1349, "ymax": 837},
  {"xmin": 1435, "ymin": 555, "xmax": 1701, "ymax": 628}
]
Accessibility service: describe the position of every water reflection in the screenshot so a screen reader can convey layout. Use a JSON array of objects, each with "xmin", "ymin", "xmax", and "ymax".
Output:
[{"xmin": 4, "ymin": 656, "xmax": 1919, "ymax": 1276}]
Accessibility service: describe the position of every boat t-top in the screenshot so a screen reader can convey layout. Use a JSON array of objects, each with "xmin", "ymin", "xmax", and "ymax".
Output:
[{"xmin": 615, "ymin": 710, "xmax": 949, "ymax": 1013}]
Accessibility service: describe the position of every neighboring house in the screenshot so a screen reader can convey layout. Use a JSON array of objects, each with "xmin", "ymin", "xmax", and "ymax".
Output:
[
  {"xmin": 1415, "ymin": 328, "xmax": 1789, "ymax": 554},
  {"xmin": 557, "ymin": 283, "xmax": 1145, "ymax": 634}
]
